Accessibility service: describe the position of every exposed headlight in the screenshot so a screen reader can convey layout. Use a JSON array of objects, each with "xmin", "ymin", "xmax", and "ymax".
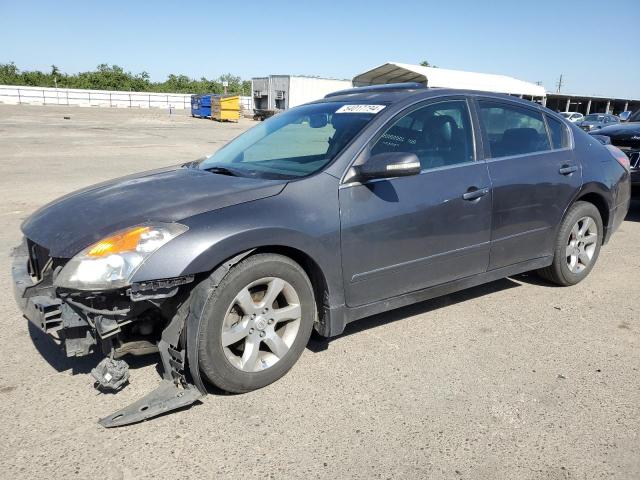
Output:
[{"xmin": 54, "ymin": 223, "xmax": 188, "ymax": 290}]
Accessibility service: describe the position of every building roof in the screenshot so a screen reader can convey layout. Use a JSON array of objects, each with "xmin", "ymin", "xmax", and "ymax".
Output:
[
  {"xmin": 352, "ymin": 62, "xmax": 546, "ymax": 98},
  {"xmin": 546, "ymin": 92, "xmax": 640, "ymax": 102}
]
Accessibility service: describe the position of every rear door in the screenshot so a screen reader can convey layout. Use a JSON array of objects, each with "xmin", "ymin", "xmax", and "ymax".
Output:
[
  {"xmin": 474, "ymin": 98, "xmax": 581, "ymax": 270},
  {"xmin": 339, "ymin": 97, "xmax": 492, "ymax": 307}
]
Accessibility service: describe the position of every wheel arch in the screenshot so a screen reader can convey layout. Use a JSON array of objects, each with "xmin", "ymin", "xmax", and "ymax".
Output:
[
  {"xmin": 193, "ymin": 244, "xmax": 337, "ymax": 338},
  {"xmin": 250, "ymin": 245, "xmax": 332, "ymax": 335},
  {"xmin": 152, "ymin": 227, "xmax": 344, "ymax": 337},
  {"xmin": 575, "ymin": 192, "xmax": 609, "ymax": 231},
  {"xmin": 572, "ymin": 182, "xmax": 613, "ymax": 243}
]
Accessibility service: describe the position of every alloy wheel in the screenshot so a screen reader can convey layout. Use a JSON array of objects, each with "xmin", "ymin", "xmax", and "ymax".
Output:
[
  {"xmin": 566, "ymin": 216, "xmax": 598, "ymax": 274},
  {"xmin": 220, "ymin": 277, "xmax": 302, "ymax": 372}
]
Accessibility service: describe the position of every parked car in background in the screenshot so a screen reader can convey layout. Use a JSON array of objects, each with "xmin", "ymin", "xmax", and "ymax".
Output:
[
  {"xmin": 591, "ymin": 109, "xmax": 640, "ymax": 187},
  {"xmin": 619, "ymin": 111, "xmax": 633, "ymax": 122},
  {"xmin": 560, "ymin": 111, "xmax": 584, "ymax": 123},
  {"xmin": 12, "ymin": 84, "xmax": 632, "ymax": 427},
  {"xmin": 578, "ymin": 113, "xmax": 620, "ymax": 131}
]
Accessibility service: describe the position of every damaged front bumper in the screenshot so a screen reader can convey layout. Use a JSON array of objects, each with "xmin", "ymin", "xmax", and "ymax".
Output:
[
  {"xmin": 11, "ymin": 239, "xmax": 207, "ymax": 427},
  {"xmin": 12, "ymin": 241, "xmax": 96, "ymax": 356}
]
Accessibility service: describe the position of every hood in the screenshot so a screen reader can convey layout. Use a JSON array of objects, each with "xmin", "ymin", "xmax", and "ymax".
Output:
[
  {"xmin": 22, "ymin": 166, "xmax": 287, "ymax": 257},
  {"xmin": 594, "ymin": 123, "xmax": 640, "ymax": 148}
]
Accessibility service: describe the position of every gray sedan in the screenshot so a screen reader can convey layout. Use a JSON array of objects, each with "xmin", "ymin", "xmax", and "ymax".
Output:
[
  {"xmin": 12, "ymin": 83, "xmax": 632, "ymax": 426},
  {"xmin": 578, "ymin": 113, "xmax": 620, "ymax": 131}
]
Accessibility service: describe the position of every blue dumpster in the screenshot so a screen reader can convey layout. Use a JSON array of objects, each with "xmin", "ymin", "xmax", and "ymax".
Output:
[{"xmin": 191, "ymin": 95, "xmax": 212, "ymax": 118}]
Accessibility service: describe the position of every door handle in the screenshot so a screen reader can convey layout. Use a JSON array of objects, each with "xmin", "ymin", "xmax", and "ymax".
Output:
[
  {"xmin": 559, "ymin": 164, "xmax": 578, "ymax": 175},
  {"xmin": 462, "ymin": 187, "xmax": 489, "ymax": 201}
]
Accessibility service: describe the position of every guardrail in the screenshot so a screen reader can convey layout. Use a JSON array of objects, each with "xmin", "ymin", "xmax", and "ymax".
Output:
[{"xmin": 0, "ymin": 85, "xmax": 254, "ymax": 112}]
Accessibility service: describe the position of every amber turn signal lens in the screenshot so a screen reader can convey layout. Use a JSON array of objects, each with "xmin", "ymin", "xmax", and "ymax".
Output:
[{"xmin": 86, "ymin": 226, "xmax": 150, "ymax": 257}]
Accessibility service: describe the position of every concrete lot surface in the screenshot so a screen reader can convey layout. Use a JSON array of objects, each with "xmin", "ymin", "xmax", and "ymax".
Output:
[{"xmin": 0, "ymin": 105, "xmax": 638, "ymax": 479}]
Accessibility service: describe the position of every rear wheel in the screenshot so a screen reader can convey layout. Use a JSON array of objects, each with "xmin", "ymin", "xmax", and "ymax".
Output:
[
  {"xmin": 538, "ymin": 201, "xmax": 603, "ymax": 286},
  {"xmin": 196, "ymin": 253, "xmax": 315, "ymax": 393}
]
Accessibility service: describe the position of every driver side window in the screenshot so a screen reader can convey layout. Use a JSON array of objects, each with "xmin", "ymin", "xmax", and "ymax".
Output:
[{"xmin": 371, "ymin": 100, "xmax": 475, "ymax": 171}]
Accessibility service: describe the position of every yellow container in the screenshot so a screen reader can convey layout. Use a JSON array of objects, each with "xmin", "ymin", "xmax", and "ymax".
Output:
[{"xmin": 211, "ymin": 95, "xmax": 240, "ymax": 122}]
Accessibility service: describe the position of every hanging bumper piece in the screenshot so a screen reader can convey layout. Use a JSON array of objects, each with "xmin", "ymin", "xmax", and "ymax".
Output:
[
  {"xmin": 99, "ymin": 296, "xmax": 208, "ymax": 427},
  {"xmin": 98, "ymin": 251, "xmax": 252, "ymax": 427}
]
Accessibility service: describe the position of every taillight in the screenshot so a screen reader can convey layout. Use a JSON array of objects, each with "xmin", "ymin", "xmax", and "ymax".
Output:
[{"xmin": 605, "ymin": 144, "xmax": 630, "ymax": 171}]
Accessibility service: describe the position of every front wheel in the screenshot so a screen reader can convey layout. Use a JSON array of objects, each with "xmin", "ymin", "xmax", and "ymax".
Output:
[
  {"xmin": 538, "ymin": 201, "xmax": 603, "ymax": 286},
  {"xmin": 195, "ymin": 253, "xmax": 316, "ymax": 393}
]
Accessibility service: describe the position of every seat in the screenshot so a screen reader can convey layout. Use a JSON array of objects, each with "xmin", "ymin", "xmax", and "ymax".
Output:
[
  {"xmin": 499, "ymin": 128, "xmax": 539, "ymax": 156},
  {"xmin": 418, "ymin": 114, "xmax": 461, "ymax": 169}
]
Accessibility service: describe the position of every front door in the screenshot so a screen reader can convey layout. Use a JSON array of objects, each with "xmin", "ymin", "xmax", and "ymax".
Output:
[{"xmin": 339, "ymin": 98, "xmax": 493, "ymax": 307}]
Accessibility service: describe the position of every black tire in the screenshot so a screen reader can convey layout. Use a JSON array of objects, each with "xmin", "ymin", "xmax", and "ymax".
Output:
[
  {"xmin": 538, "ymin": 201, "xmax": 603, "ymax": 286},
  {"xmin": 195, "ymin": 253, "xmax": 315, "ymax": 393}
]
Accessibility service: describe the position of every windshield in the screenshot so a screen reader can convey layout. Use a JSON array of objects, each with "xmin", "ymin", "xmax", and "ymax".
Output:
[
  {"xmin": 629, "ymin": 110, "xmax": 640, "ymax": 122},
  {"xmin": 199, "ymin": 102, "xmax": 383, "ymax": 179},
  {"xmin": 584, "ymin": 114, "xmax": 604, "ymax": 121}
]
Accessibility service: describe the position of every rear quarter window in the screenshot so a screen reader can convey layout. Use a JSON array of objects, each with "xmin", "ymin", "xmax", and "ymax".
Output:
[{"xmin": 546, "ymin": 115, "xmax": 570, "ymax": 149}]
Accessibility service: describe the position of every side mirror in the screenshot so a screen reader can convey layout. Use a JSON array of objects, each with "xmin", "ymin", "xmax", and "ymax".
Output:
[
  {"xmin": 619, "ymin": 111, "xmax": 631, "ymax": 122},
  {"xmin": 355, "ymin": 152, "xmax": 421, "ymax": 181}
]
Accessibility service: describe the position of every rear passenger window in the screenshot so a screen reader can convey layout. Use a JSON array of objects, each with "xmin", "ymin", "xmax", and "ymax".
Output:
[
  {"xmin": 546, "ymin": 115, "xmax": 569, "ymax": 149},
  {"xmin": 478, "ymin": 102, "xmax": 551, "ymax": 158},
  {"xmin": 371, "ymin": 100, "xmax": 474, "ymax": 171}
]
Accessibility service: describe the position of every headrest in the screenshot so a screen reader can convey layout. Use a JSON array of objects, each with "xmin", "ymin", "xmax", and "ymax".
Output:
[{"xmin": 424, "ymin": 114, "xmax": 457, "ymax": 146}]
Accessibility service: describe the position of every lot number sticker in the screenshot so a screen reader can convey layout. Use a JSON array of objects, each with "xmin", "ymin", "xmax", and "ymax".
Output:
[{"xmin": 335, "ymin": 104, "xmax": 386, "ymax": 114}]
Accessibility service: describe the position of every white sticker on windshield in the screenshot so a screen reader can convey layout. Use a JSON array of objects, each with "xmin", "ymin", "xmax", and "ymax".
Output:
[{"xmin": 335, "ymin": 104, "xmax": 386, "ymax": 114}]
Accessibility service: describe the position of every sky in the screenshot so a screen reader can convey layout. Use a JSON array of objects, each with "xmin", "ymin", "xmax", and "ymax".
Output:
[{"xmin": 1, "ymin": 0, "xmax": 639, "ymax": 98}]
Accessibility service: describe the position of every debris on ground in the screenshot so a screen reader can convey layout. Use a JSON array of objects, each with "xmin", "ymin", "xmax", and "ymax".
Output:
[{"xmin": 91, "ymin": 357, "xmax": 130, "ymax": 391}]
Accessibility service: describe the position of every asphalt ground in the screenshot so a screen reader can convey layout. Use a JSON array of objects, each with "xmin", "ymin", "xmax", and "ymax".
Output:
[{"xmin": 0, "ymin": 104, "xmax": 638, "ymax": 479}]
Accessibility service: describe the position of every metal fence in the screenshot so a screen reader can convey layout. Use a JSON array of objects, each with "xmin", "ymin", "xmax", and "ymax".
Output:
[{"xmin": 0, "ymin": 85, "xmax": 254, "ymax": 112}]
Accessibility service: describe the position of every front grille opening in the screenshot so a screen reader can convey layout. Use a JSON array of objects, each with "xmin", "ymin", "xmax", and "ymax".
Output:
[{"xmin": 26, "ymin": 238, "xmax": 50, "ymax": 281}]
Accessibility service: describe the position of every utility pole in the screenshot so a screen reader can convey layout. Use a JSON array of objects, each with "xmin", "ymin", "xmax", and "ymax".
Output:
[{"xmin": 556, "ymin": 74, "xmax": 564, "ymax": 93}]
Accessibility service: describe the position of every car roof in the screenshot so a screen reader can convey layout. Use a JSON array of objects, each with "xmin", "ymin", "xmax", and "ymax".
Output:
[{"xmin": 317, "ymin": 85, "xmax": 543, "ymax": 109}]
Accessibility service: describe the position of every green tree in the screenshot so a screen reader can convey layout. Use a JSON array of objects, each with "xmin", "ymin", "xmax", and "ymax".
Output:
[
  {"xmin": 0, "ymin": 62, "xmax": 251, "ymax": 95},
  {"xmin": 0, "ymin": 62, "xmax": 20, "ymax": 84},
  {"xmin": 419, "ymin": 60, "xmax": 437, "ymax": 68}
]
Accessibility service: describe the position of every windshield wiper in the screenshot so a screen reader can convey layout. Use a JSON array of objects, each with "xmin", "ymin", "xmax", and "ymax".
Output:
[{"xmin": 201, "ymin": 166, "xmax": 245, "ymax": 177}]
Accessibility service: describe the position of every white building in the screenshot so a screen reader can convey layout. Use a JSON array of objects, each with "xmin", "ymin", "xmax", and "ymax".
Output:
[{"xmin": 251, "ymin": 75, "xmax": 352, "ymax": 113}]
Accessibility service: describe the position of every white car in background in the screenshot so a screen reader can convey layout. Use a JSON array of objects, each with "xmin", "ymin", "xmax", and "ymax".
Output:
[
  {"xmin": 619, "ymin": 111, "xmax": 632, "ymax": 122},
  {"xmin": 560, "ymin": 111, "xmax": 584, "ymax": 123}
]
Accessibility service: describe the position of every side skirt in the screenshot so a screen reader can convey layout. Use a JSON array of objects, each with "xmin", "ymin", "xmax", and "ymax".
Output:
[{"xmin": 325, "ymin": 256, "xmax": 553, "ymax": 336}]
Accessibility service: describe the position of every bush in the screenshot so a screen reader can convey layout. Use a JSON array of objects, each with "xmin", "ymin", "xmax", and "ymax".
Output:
[{"xmin": 0, "ymin": 62, "xmax": 251, "ymax": 95}]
